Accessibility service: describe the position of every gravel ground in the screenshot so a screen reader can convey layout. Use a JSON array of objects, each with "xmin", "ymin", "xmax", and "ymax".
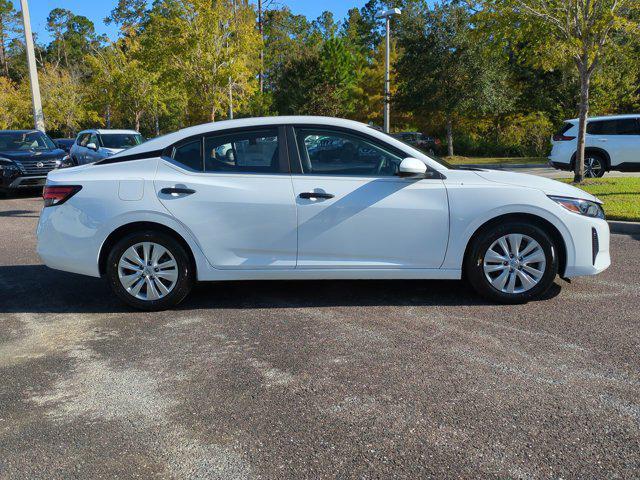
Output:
[{"xmin": 1, "ymin": 192, "xmax": 639, "ymax": 479}]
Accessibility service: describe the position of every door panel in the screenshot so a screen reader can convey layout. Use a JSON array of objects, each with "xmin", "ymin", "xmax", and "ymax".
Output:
[
  {"xmin": 292, "ymin": 175, "xmax": 449, "ymax": 268},
  {"xmin": 155, "ymin": 160, "xmax": 297, "ymax": 269}
]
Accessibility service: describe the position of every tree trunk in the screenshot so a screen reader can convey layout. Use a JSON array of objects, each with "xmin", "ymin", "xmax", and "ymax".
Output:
[
  {"xmin": 446, "ymin": 118, "xmax": 454, "ymax": 157},
  {"xmin": 574, "ymin": 65, "xmax": 590, "ymax": 184},
  {"xmin": 0, "ymin": 25, "xmax": 9, "ymax": 77},
  {"xmin": 134, "ymin": 111, "xmax": 141, "ymax": 132},
  {"xmin": 155, "ymin": 112, "xmax": 160, "ymax": 136},
  {"xmin": 210, "ymin": 104, "xmax": 216, "ymax": 122}
]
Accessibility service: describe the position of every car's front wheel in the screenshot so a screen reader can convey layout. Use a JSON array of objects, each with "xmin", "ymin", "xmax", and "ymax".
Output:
[
  {"xmin": 465, "ymin": 222, "xmax": 558, "ymax": 304},
  {"xmin": 106, "ymin": 231, "xmax": 194, "ymax": 311}
]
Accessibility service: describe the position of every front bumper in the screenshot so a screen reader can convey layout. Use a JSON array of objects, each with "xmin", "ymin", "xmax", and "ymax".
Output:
[
  {"xmin": 1, "ymin": 171, "xmax": 47, "ymax": 189},
  {"xmin": 563, "ymin": 217, "xmax": 610, "ymax": 278}
]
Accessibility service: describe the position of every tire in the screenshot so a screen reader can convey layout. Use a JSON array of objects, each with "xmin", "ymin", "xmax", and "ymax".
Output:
[
  {"xmin": 106, "ymin": 230, "xmax": 194, "ymax": 311},
  {"xmin": 584, "ymin": 153, "xmax": 606, "ymax": 178},
  {"xmin": 464, "ymin": 221, "xmax": 558, "ymax": 304}
]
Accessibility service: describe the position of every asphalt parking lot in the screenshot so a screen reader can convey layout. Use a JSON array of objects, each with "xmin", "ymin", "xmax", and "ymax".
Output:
[{"xmin": 1, "ymin": 192, "xmax": 639, "ymax": 479}]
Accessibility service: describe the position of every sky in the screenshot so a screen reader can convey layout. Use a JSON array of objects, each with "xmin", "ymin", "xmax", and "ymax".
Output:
[{"xmin": 13, "ymin": 0, "xmax": 369, "ymax": 44}]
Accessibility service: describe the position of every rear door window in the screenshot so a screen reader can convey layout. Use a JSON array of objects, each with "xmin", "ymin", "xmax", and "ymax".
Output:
[
  {"xmin": 204, "ymin": 129, "xmax": 280, "ymax": 174},
  {"xmin": 172, "ymin": 140, "xmax": 203, "ymax": 171},
  {"xmin": 587, "ymin": 119, "xmax": 640, "ymax": 135}
]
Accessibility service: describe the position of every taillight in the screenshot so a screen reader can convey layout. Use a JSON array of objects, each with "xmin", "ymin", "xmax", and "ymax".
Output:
[
  {"xmin": 552, "ymin": 134, "xmax": 576, "ymax": 141},
  {"xmin": 43, "ymin": 185, "xmax": 82, "ymax": 207}
]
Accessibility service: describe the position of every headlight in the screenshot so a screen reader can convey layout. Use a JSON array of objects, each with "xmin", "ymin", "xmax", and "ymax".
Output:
[
  {"xmin": 548, "ymin": 195, "xmax": 605, "ymax": 219},
  {"xmin": 0, "ymin": 158, "xmax": 20, "ymax": 172}
]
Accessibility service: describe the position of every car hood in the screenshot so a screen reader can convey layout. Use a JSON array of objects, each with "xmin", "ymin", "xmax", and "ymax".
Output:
[
  {"xmin": 0, "ymin": 149, "xmax": 65, "ymax": 161},
  {"xmin": 103, "ymin": 147, "xmax": 125, "ymax": 155},
  {"xmin": 472, "ymin": 169, "xmax": 599, "ymax": 203}
]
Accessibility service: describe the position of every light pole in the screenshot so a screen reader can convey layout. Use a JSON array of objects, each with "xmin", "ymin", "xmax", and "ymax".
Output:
[
  {"xmin": 19, "ymin": 0, "xmax": 45, "ymax": 132},
  {"xmin": 378, "ymin": 8, "xmax": 401, "ymax": 133}
]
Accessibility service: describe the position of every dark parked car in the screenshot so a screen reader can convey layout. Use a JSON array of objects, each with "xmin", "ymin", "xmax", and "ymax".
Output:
[
  {"xmin": 392, "ymin": 131, "xmax": 441, "ymax": 155},
  {"xmin": 53, "ymin": 138, "xmax": 75, "ymax": 153},
  {"xmin": 0, "ymin": 130, "xmax": 67, "ymax": 195}
]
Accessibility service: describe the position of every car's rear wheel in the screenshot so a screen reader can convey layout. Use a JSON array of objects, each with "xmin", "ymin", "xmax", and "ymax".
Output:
[
  {"xmin": 106, "ymin": 231, "xmax": 194, "ymax": 311},
  {"xmin": 584, "ymin": 154, "xmax": 605, "ymax": 178},
  {"xmin": 465, "ymin": 222, "xmax": 558, "ymax": 304}
]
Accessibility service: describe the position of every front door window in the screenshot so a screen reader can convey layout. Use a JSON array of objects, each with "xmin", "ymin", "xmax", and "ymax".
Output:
[{"xmin": 295, "ymin": 128, "xmax": 403, "ymax": 177}]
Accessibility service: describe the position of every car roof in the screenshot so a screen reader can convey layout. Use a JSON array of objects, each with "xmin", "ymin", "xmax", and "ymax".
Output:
[
  {"xmin": 78, "ymin": 129, "xmax": 140, "ymax": 135},
  {"xmin": 107, "ymin": 115, "xmax": 449, "ymax": 172},
  {"xmin": 566, "ymin": 114, "xmax": 640, "ymax": 123},
  {"xmin": 114, "ymin": 116, "xmax": 387, "ymax": 157}
]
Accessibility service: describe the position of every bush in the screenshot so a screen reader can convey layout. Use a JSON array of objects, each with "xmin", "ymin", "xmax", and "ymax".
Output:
[{"xmin": 442, "ymin": 112, "xmax": 554, "ymax": 157}]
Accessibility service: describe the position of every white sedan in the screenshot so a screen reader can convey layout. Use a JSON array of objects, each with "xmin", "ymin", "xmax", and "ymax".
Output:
[{"xmin": 36, "ymin": 116, "xmax": 610, "ymax": 310}]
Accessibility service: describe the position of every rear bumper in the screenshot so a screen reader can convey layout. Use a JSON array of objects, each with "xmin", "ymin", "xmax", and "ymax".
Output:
[{"xmin": 548, "ymin": 160, "xmax": 572, "ymax": 171}]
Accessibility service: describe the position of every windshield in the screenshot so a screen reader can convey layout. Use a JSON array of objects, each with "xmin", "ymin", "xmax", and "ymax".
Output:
[
  {"xmin": 0, "ymin": 131, "xmax": 56, "ymax": 151},
  {"xmin": 101, "ymin": 133, "xmax": 144, "ymax": 149}
]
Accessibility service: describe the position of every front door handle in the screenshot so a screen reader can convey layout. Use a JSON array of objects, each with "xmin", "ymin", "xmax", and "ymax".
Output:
[
  {"xmin": 299, "ymin": 192, "xmax": 334, "ymax": 200},
  {"xmin": 160, "ymin": 187, "xmax": 196, "ymax": 195}
]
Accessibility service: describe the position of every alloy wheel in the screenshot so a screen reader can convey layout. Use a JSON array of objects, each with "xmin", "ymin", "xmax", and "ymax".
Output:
[
  {"xmin": 118, "ymin": 242, "xmax": 178, "ymax": 300},
  {"xmin": 584, "ymin": 156, "xmax": 603, "ymax": 178},
  {"xmin": 483, "ymin": 234, "xmax": 546, "ymax": 294}
]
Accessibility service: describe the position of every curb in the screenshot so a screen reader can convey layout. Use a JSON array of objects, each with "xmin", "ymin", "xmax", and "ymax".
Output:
[
  {"xmin": 608, "ymin": 221, "xmax": 640, "ymax": 235},
  {"xmin": 462, "ymin": 163, "xmax": 549, "ymax": 170}
]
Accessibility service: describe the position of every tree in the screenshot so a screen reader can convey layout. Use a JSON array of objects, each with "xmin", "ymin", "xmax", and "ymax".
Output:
[
  {"xmin": 143, "ymin": 0, "xmax": 260, "ymax": 123},
  {"xmin": 39, "ymin": 64, "xmax": 100, "ymax": 136},
  {"xmin": 87, "ymin": 43, "xmax": 160, "ymax": 132},
  {"xmin": 0, "ymin": 0, "xmax": 18, "ymax": 77},
  {"xmin": 396, "ymin": 1, "xmax": 513, "ymax": 156},
  {"xmin": 104, "ymin": 0, "xmax": 148, "ymax": 37},
  {"xmin": 274, "ymin": 36, "xmax": 360, "ymax": 116},
  {"xmin": 0, "ymin": 76, "xmax": 29, "ymax": 128},
  {"xmin": 486, "ymin": 0, "xmax": 640, "ymax": 182},
  {"xmin": 46, "ymin": 8, "xmax": 102, "ymax": 69}
]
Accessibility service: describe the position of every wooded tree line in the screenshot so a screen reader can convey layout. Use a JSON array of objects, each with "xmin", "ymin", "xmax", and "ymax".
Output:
[{"xmin": 0, "ymin": 0, "xmax": 638, "ymax": 159}]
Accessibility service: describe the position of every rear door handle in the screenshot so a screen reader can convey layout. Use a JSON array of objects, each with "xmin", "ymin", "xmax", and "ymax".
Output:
[
  {"xmin": 299, "ymin": 192, "xmax": 334, "ymax": 200},
  {"xmin": 160, "ymin": 187, "xmax": 196, "ymax": 195}
]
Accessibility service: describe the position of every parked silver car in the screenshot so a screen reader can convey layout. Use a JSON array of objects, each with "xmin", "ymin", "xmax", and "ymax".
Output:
[{"xmin": 69, "ymin": 129, "xmax": 145, "ymax": 165}]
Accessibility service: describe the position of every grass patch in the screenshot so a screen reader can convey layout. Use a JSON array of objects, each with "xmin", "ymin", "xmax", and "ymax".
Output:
[
  {"xmin": 560, "ymin": 177, "xmax": 640, "ymax": 222},
  {"xmin": 444, "ymin": 156, "xmax": 547, "ymax": 165}
]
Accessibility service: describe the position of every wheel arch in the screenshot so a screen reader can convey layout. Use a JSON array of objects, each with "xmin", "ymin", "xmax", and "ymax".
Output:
[
  {"xmin": 462, "ymin": 213, "xmax": 568, "ymax": 278},
  {"xmin": 570, "ymin": 147, "xmax": 611, "ymax": 171},
  {"xmin": 98, "ymin": 221, "xmax": 197, "ymax": 277}
]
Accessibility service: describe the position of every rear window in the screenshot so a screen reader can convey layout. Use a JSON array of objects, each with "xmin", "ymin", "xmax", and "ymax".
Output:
[
  {"xmin": 555, "ymin": 123, "xmax": 574, "ymax": 136},
  {"xmin": 587, "ymin": 118, "xmax": 640, "ymax": 135}
]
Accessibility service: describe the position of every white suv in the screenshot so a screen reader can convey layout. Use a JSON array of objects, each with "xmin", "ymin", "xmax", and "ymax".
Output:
[
  {"xmin": 70, "ymin": 129, "xmax": 144, "ymax": 165},
  {"xmin": 549, "ymin": 114, "xmax": 640, "ymax": 177}
]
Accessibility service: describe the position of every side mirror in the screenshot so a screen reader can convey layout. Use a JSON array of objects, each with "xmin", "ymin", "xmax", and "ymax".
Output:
[
  {"xmin": 86, "ymin": 142, "xmax": 98, "ymax": 151},
  {"xmin": 398, "ymin": 157, "xmax": 427, "ymax": 177}
]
